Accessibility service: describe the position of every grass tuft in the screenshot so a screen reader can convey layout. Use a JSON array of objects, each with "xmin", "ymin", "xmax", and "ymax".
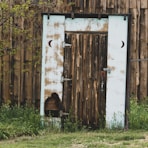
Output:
[
  {"xmin": 129, "ymin": 98, "xmax": 148, "ymax": 130},
  {"xmin": 0, "ymin": 104, "xmax": 42, "ymax": 140}
]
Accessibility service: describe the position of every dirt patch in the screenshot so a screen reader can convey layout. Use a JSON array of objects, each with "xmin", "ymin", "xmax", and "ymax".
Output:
[{"xmin": 71, "ymin": 143, "xmax": 86, "ymax": 148}]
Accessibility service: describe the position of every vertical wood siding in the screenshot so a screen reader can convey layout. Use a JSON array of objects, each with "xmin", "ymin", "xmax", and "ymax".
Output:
[
  {"xmin": 0, "ymin": 0, "xmax": 147, "ymax": 107},
  {"xmin": 63, "ymin": 33, "xmax": 107, "ymax": 127}
]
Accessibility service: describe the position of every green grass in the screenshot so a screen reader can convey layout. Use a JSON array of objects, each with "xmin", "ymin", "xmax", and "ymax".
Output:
[
  {"xmin": 0, "ymin": 130, "xmax": 147, "ymax": 148},
  {"xmin": 129, "ymin": 98, "xmax": 148, "ymax": 130},
  {"xmin": 0, "ymin": 104, "xmax": 42, "ymax": 140},
  {"xmin": 0, "ymin": 98, "xmax": 148, "ymax": 147}
]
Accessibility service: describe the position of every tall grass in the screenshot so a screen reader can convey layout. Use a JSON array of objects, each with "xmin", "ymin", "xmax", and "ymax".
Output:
[
  {"xmin": 129, "ymin": 98, "xmax": 148, "ymax": 130},
  {"xmin": 0, "ymin": 105, "xmax": 42, "ymax": 140},
  {"xmin": 0, "ymin": 97, "xmax": 148, "ymax": 140}
]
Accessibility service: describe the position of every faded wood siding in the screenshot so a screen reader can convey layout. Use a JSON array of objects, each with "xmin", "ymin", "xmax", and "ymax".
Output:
[
  {"xmin": 63, "ymin": 33, "xmax": 107, "ymax": 127},
  {"xmin": 0, "ymin": 0, "xmax": 148, "ymax": 107}
]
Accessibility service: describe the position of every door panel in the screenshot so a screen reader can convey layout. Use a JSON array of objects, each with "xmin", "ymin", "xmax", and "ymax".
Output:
[
  {"xmin": 63, "ymin": 33, "xmax": 107, "ymax": 128},
  {"xmin": 40, "ymin": 15, "xmax": 65, "ymax": 116},
  {"xmin": 106, "ymin": 16, "xmax": 129, "ymax": 128}
]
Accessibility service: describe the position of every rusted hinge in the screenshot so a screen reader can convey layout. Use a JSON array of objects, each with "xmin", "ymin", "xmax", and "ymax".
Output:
[{"xmin": 61, "ymin": 76, "xmax": 72, "ymax": 83}]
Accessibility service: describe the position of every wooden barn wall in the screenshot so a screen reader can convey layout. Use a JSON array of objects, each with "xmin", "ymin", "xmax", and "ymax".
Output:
[{"xmin": 0, "ymin": 0, "xmax": 147, "ymax": 107}]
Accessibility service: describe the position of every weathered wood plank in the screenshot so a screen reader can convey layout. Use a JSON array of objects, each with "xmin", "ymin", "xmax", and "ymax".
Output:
[
  {"xmin": 136, "ymin": 0, "xmax": 141, "ymax": 97},
  {"xmin": 93, "ymin": 35, "xmax": 98, "ymax": 126},
  {"xmin": 1, "ymin": 0, "xmax": 14, "ymax": 104},
  {"xmin": 13, "ymin": 57, "xmax": 21, "ymax": 105},
  {"xmin": 72, "ymin": 34, "xmax": 77, "ymax": 117},
  {"xmin": 63, "ymin": 33, "xmax": 72, "ymax": 112},
  {"xmin": 24, "ymin": 18, "xmax": 33, "ymax": 105},
  {"xmin": 2, "ymin": 54, "xmax": 10, "ymax": 103},
  {"xmin": 146, "ymin": 9, "xmax": 148, "ymax": 44},
  {"xmin": 82, "ymin": 34, "xmax": 88, "ymax": 124},
  {"xmin": 94, "ymin": 35, "xmax": 100, "ymax": 126},
  {"xmin": 107, "ymin": 0, "xmax": 115, "ymax": 8},
  {"xmin": 120, "ymin": 0, "xmax": 127, "ymax": 13},
  {"xmin": 139, "ymin": 9, "xmax": 148, "ymax": 99},
  {"xmin": 0, "ymin": 11, "xmax": 2, "ymax": 104},
  {"xmin": 100, "ymin": 0, "xmax": 107, "ymax": 12},
  {"xmin": 9, "ymin": 0, "xmax": 13, "ymax": 103},
  {"xmin": 97, "ymin": 35, "xmax": 103, "ymax": 127},
  {"xmin": 20, "ymin": 18, "xmax": 25, "ymax": 105},
  {"xmin": 91, "ymin": 35, "xmax": 96, "ymax": 126},
  {"xmin": 88, "ymin": 0, "xmax": 97, "ymax": 13},
  {"xmin": 117, "ymin": 0, "xmax": 121, "ymax": 13},
  {"xmin": 88, "ymin": 34, "xmax": 93, "ymax": 125},
  {"xmin": 137, "ymin": 0, "xmax": 141, "ymax": 13},
  {"xmin": 79, "ymin": 0, "xmax": 84, "ymax": 12},
  {"xmin": 140, "ymin": 0, "xmax": 148, "ymax": 8},
  {"xmin": 84, "ymin": 34, "xmax": 89, "ymax": 124},
  {"xmin": 75, "ymin": 34, "xmax": 80, "ymax": 119},
  {"xmin": 88, "ymin": 0, "xmax": 92, "ymax": 13},
  {"xmin": 129, "ymin": 9, "xmax": 139, "ymax": 96},
  {"xmin": 13, "ymin": 17, "xmax": 23, "ymax": 105},
  {"xmin": 114, "ymin": 0, "xmax": 120, "ymax": 13},
  {"xmin": 125, "ymin": 0, "xmax": 130, "ymax": 13},
  {"xmin": 0, "ymin": 2, "xmax": 5, "ymax": 103},
  {"xmin": 79, "ymin": 34, "xmax": 83, "ymax": 121},
  {"xmin": 0, "ymin": 76, "xmax": 1, "ymax": 105},
  {"xmin": 129, "ymin": 0, "xmax": 137, "ymax": 8},
  {"xmin": 75, "ymin": 0, "xmax": 80, "ymax": 7},
  {"xmin": 146, "ymin": 10, "xmax": 148, "ymax": 98},
  {"xmin": 32, "ymin": 14, "xmax": 42, "ymax": 108},
  {"xmin": 98, "ymin": 34, "xmax": 107, "ymax": 128}
]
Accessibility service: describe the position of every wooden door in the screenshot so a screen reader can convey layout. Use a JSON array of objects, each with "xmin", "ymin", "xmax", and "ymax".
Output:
[{"xmin": 62, "ymin": 32, "xmax": 107, "ymax": 128}]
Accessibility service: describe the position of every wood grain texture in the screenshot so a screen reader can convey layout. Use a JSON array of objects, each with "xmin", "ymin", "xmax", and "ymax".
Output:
[
  {"xmin": 139, "ymin": 9, "xmax": 148, "ymax": 99},
  {"xmin": 129, "ymin": 0, "xmax": 137, "ymax": 8},
  {"xmin": 62, "ymin": 33, "xmax": 107, "ymax": 127},
  {"xmin": 0, "ymin": 0, "xmax": 147, "ymax": 107},
  {"xmin": 140, "ymin": 0, "xmax": 148, "ymax": 8},
  {"xmin": 129, "ymin": 9, "xmax": 139, "ymax": 96}
]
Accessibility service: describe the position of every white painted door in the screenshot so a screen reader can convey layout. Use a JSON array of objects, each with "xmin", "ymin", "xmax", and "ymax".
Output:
[
  {"xmin": 40, "ymin": 15, "xmax": 65, "ymax": 116},
  {"xmin": 106, "ymin": 16, "xmax": 129, "ymax": 128}
]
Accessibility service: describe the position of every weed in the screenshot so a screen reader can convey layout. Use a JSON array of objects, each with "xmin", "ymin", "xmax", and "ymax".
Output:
[
  {"xmin": 0, "ymin": 104, "xmax": 42, "ymax": 140},
  {"xmin": 63, "ymin": 110, "xmax": 84, "ymax": 132},
  {"xmin": 129, "ymin": 98, "xmax": 148, "ymax": 130}
]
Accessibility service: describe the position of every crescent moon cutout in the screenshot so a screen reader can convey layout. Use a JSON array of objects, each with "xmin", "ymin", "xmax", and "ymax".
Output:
[
  {"xmin": 48, "ymin": 40, "xmax": 52, "ymax": 47},
  {"xmin": 121, "ymin": 41, "xmax": 125, "ymax": 48}
]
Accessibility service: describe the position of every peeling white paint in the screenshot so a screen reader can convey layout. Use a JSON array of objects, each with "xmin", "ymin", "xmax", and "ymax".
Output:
[
  {"xmin": 65, "ymin": 18, "xmax": 108, "ymax": 32},
  {"xmin": 40, "ymin": 15, "xmax": 65, "ymax": 116},
  {"xmin": 106, "ymin": 16, "xmax": 128, "ymax": 128}
]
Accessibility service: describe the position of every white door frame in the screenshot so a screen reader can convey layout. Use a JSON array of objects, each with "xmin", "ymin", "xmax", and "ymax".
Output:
[{"xmin": 40, "ymin": 13, "xmax": 130, "ymax": 128}]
